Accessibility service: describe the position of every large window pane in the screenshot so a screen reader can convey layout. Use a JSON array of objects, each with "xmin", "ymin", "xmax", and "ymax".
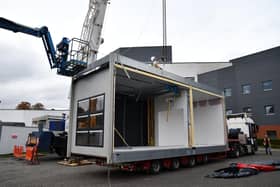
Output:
[
  {"xmin": 264, "ymin": 105, "xmax": 274, "ymax": 115},
  {"xmin": 89, "ymin": 113, "xmax": 104, "ymax": 129},
  {"xmin": 224, "ymin": 88, "xmax": 232, "ymax": 97},
  {"xmin": 88, "ymin": 130, "xmax": 103, "ymax": 146},
  {"xmin": 76, "ymin": 132, "xmax": 88, "ymax": 146},
  {"xmin": 78, "ymin": 100, "xmax": 89, "ymax": 115},
  {"xmin": 90, "ymin": 95, "xmax": 104, "ymax": 113},
  {"xmin": 243, "ymin": 107, "xmax": 252, "ymax": 113},
  {"xmin": 242, "ymin": 84, "xmax": 251, "ymax": 94},
  {"xmin": 263, "ymin": 80, "xmax": 272, "ymax": 91},
  {"xmin": 76, "ymin": 94, "xmax": 105, "ymax": 147},
  {"xmin": 226, "ymin": 109, "xmax": 233, "ymax": 115},
  {"xmin": 77, "ymin": 117, "xmax": 89, "ymax": 130},
  {"xmin": 242, "ymin": 84, "xmax": 251, "ymax": 95}
]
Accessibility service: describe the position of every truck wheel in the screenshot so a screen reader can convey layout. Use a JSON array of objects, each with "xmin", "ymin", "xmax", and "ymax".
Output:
[
  {"xmin": 202, "ymin": 155, "xmax": 208, "ymax": 164},
  {"xmin": 189, "ymin": 157, "xmax": 196, "ymax": 167},
  {"xmin": 234, "ymin": 149, "xmax": 240, "ymax": 158},
  {"xmin": 250, "ymin": 146, "xmax": 255, "ymax": 155},
  {"xmin": 150, "ymin": 160, "xmax": 161, "ymax": 174},
  {"xmin": 171, "ymin": 159, "xmax": 180, "ymax": 170}
]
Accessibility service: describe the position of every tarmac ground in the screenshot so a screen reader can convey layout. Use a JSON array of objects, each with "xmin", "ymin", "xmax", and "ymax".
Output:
[{"xmin": 0, "ymin": 149, "xmax": 279, "ymax": 187}]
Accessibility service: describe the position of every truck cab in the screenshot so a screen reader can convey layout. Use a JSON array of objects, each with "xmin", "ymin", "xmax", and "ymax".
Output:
[{"xmin": 226, "ymin": 113, "xmax": 258, "ymax": 157}]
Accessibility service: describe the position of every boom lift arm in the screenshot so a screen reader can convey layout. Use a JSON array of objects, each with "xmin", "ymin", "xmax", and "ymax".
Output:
[
  {"xmin": 80, "ymin": 0, "xmax": 108, "ymax": 64},
  {"xmin": 0, "ymin": 17, "xmax": 89, "ymax": 76}
]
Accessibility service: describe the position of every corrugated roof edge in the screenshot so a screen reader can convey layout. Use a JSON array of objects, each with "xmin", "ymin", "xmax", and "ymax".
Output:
[{"xmin": 74, "ymin": 53, "xmax": 223, "ymax": 97}]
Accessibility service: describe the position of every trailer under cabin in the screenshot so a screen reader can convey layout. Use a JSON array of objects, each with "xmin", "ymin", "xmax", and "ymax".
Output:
[{"xmin": 67, "ymin": 53, "xmax": 227, "ymax": 166}]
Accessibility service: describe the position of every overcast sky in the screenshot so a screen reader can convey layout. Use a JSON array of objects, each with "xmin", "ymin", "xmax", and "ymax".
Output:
[{"xmin": 0, "ymin": 0, "xmax": 280, "ymax": 109}]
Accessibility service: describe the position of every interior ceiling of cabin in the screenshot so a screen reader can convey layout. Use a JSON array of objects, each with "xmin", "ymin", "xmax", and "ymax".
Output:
[{"xmin": 115, "ymin": 68, "xmax": 219, "ymax": 101}]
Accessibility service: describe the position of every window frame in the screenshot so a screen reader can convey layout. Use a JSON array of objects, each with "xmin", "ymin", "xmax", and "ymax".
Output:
[
  {"xmin": 243, "ymin": 106, "xmax": 252, "ymax": 113},
  {"xmin": 264, "ymin": 105, "xmax": 275, "ymax": 115},
  {"xmin": 242, "ymin": 84, "xmax": 251, "ymax": 95},
  {"xmin": 224, "ymin": 88, "xmax": 232, "ymax": 97},
  {"xmin": 226, "ymin": 109, "xmax": 233, "ymax": 115},
  {"xmin": 76, "ymin": 93, "xmax": 105, "ymax": 147},
  {"xmin": 262, "ymin": 80, "xmax": 272, "ymax": 92}
]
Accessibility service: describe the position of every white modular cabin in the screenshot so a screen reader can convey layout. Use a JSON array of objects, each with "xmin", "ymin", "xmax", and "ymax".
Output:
[
  {"xmin": 0, "ymin": 124, "xmax": 37, "ymax": 154},
  {"xmin": 67, "ymin": 53, "xmax": 227, "ymax": 164}
]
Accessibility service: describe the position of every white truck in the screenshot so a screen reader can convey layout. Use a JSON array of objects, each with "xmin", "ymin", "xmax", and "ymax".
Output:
[{"xmin": 226, "ymin": 113, "xmax": 258, "ymax": 157}]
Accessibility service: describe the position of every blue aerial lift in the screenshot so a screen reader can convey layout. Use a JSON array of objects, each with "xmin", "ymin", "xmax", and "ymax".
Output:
[
  {"xmin": 0, "ymin": 17, "xmax": 89, "ymax": 76},
  {"xmin": 0, "ymin": 17, "xmax": 91, "ymax": 157}
]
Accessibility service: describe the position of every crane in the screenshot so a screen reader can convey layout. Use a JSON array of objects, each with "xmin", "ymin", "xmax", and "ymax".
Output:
[
  {"xmin": 0, "ymin": 17, "xmax": 88, "ymax": 76},
  {"xmin": 0, "ymin": 17, "xmax": 89, "ymax": 76},
  {"xmin": 0, "ymin": 1, "xmax": 108, "ymax": 76},
  {"xmin": 79, "ymin": 0, "xmax": 109, "ymax": 64}
]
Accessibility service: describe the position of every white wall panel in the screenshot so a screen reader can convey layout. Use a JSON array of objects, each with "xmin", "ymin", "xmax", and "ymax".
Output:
[
  {"xmin": 71, "ymin": 68, "xmax": 112, "ymax": 159},
  {"xmin": 155, "ymin": 90, "xmax": 188, "ymax": 147},
  {"xmin": 193, "ymin": 102, "xmax": 225, "ymax": 146}
]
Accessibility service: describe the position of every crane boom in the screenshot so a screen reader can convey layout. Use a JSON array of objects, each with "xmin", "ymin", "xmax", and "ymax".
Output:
[{"xmin": 80, "ymin": 0, "xmax": 108, "ymax": 64}]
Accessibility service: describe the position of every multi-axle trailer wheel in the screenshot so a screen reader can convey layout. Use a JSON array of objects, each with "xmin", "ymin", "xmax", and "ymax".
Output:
[{"xmin": 119, "ymin": 153, "xmax": 225, "ymax": 174}]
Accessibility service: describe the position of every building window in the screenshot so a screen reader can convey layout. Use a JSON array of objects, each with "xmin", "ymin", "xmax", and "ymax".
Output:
[
  {"xmin": 264, "ymin": 105, "xmax": 274, "ymax": 115},
  {"xmin": 262, "ymin": 80, "xmax": 272, "ymax": 91},
  {"xmin": 226, "ymin": 109, "xmax": 233, "ymax": 115},
  {"xmin": 242, "ymin": 84, "xmax": 251, "ymax": 95},
  {"xmin": 224, "ymin": 88, "xmax": 232, "ymax": 97},
  {"xmin": 267, "ymin": 130, "xmax": 277, "ymax": 139},
  {"xmin": 76, "ymin": 94, "xmax": 105, "ymax": 147},
  {"xmin": 243, "ymin": 107, "xmax": 252, "ymax": 113}
]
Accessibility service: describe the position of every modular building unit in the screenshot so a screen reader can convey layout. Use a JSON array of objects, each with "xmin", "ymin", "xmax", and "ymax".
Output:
[{"xmin": 67, "ymin": 53, "xmax": 227, "ymax": 165}]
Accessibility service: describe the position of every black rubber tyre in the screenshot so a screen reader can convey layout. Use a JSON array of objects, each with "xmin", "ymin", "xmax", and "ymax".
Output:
[
  {"xmin": 250, "ymin": 145, "xmax": 255, "ymax": 155},
  {"xmin": 189, "ymin": 157, "xmax": 196, "ymax": 167},
  {"xmin": 202, "ymin": 155, "xmax": 208, "ymax": 164},
  {"xmin": 171, "ymin": 159, "xmax": 180, "ymax": 170},
  {"xmin": 150, "ymin": 160, "xmax": 161, "ymax": 174},
  {"xmin": 234, "ymin": 149, "xmax": 240, "ymax": 158}
]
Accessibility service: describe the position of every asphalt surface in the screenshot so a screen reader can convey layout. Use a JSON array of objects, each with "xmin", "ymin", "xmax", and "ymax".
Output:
[{"xmin": 0, "ymin": 149, "xmax": 279, "ymax": 187}]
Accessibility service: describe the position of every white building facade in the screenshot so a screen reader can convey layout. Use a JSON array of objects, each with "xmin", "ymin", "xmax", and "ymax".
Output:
[{"xmin": 0, "ymin": 109, "xmax": 69, "ymax": 127}]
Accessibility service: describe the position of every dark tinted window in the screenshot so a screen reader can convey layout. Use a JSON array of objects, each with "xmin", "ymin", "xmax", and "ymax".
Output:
[
  {"xmin": 264, "ymin": 105, "xmax": 274, "ymax": 115},
  {"xmin": 90, "ymin": 95, "xmax": 104, "ymax": 113},
  {"xmin": 76, "ymin": 94, "xmax": 105, "ymax": 147},
  {"xmin": 78, "ymin": 100, "xmax": 89, "ymax": 115},
  {"xmin": 263, "ymin": 80, "xmax": 272, "ymax": 91},
  {"xmin": 243, "ymin": 107, "xmax": 252, "ymax": 113},
  {"xmin": 224, "ymin": 88, "xmax": 232, "ymax": 97},
  {"xmin": 242, "ymin": 84, "xmax": 251, "ymax": 95}
]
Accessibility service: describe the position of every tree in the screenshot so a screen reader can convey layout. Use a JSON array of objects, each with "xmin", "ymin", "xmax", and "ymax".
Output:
[
  {"xmin": 16, "ymin": 101, "xmax": 31, "ymax": 110},
  {"xmin": 31, "ymin": 102, "xmax": 45, "ymax": 110}
]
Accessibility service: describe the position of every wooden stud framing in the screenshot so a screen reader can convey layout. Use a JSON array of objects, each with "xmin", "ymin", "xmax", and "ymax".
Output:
[{"xmin": 189, "ymin": 88, "xmax": 195, "ymax": 146}]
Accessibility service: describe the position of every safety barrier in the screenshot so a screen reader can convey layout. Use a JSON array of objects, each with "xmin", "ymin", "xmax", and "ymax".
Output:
[{"xmin": 13, "ymin": 145, "xmax": 25, "ymax": 159}]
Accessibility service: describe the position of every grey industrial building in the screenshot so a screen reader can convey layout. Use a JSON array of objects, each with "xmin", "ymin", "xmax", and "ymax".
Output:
[
  {"xmin": 114, "ymin": 46, "xmax": 172, "ymax": 63},
  {"xmin": 198, "ymin": 46, "xmax": 280, "ymax": 139}
]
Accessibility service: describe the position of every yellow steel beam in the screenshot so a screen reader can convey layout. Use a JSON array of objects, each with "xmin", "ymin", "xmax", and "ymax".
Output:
[{"xmin": 114, "ymin": 64, "xmax": 223, "ymax": 98}]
